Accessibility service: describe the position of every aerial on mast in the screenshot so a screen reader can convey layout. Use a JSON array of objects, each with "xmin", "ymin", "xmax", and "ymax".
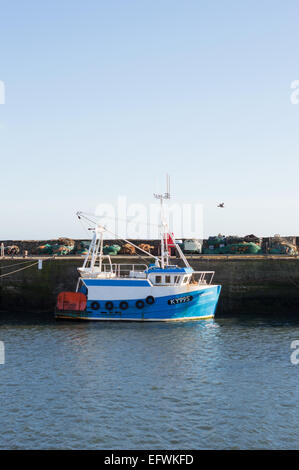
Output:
[
  {"xmin": 153, "ymin": 173, "xmax": 171, "ymax": 203},
  {"xmin": 154, "ymin": 174, "xmax": 171, "ymax": 269}
]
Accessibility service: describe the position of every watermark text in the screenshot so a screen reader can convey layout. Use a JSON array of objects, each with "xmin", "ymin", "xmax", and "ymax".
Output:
[
  {"xmin": 290, "ymin": 340, "xmax": 299, "ymax": 365},
  {"xmin": 0, "ymin": 341, "xmax": 4, "ymax": 364},
  {"xmin": 290, "ymin": 80, "xmax": 299, "ymax": 104},
  {"xmin": 94, "ymin": 197, "xmax": 203, "ymax": 239}
]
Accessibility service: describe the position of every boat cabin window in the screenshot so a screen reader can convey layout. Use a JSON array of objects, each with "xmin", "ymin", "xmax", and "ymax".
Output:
[{"xmin": 151, "ymin": 273, "xmax": 189, "ymax": 285}]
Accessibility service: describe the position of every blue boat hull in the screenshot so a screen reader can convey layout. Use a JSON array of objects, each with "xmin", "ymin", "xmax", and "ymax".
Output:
[{"xmin": 55, "ymin": 285, "xmax": 221, "ymax": 322}]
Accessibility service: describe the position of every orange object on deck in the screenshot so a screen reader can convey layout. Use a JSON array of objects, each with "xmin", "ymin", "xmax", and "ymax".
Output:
[{"xmin": 56, "ymin": 292, "xmax": 87, "ymax": 311}]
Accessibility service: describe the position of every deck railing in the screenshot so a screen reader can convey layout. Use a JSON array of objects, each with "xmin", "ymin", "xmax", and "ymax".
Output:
[
  {"xmin": 192, "ymin": 271, "xmax": 215, "ymax": 285},
  {"xmin": 102, "ymin": 263, "xmax": 148, "ymax": 277}
]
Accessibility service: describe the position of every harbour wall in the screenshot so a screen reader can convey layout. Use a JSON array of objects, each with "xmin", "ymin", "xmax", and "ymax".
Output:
[{"xmin": 1, "ymin": 256, "xmax": 299, "ymax": 316}]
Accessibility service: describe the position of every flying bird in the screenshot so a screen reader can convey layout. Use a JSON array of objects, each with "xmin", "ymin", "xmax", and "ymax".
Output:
[{"xmin": 217, "ymin": 203, "xmax": 225, "ymax": 208}]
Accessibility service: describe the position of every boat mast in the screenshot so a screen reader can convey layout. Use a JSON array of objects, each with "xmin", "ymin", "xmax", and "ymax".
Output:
[
  {"xmin": 81, "ymin": 224, "xmax": 106, "ymax": 271},
  {"xmin": 98, "ymin": 226, "xmax": 105, "ymax": 272},
  {"xmin": 82, "ymin": 229, "xmax": 97, "ymax": 269},
  {"xmin": 154, "ymin": 174, "xmax": 171, "ymax": 269}
]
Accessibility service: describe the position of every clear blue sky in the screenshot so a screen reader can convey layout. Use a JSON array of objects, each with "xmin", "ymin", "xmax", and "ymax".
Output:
[{"xmin": 0, "ymin": 1, "xmax": 299, "ymax": 239}]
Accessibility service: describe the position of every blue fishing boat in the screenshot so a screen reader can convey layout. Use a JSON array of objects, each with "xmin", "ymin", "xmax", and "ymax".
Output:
[{"xmin": 55, "ymin": 183, "xmax": 221, "ymax": 322}]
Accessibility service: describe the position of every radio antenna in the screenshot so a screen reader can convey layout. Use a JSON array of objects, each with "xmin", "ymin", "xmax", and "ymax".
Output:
[{"xmin": 154, "ymin": 174, "xmax": 171, "ymax": 268}]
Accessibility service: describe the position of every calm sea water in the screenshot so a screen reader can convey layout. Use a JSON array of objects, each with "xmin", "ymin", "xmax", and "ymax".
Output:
[{"xmin": 0, "ymin": 314, "xmax": 298, "ymax": 449}]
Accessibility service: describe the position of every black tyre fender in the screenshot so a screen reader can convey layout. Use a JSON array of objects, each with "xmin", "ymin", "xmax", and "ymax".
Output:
[
  {"xmin": 119, "ymin": 301, "xmax": 129, "ymax": 310},
  {"xmin": 145, "ymin": 296, "xmax": 155, "ymax": 305},
  {"xmin": 136, "ymin": 300, "xmax": 145, "ymax": 309},
  {"xmin": 105, "ymin": 301, "xmax": 114, "ymax": 311},
  {"xmin": 91, "ymin": 301, "xmax": 100, "ymax": 310}
]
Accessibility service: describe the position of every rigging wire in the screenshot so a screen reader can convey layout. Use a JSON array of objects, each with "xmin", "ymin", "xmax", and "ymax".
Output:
[
  {"xmin": 77, "ymin": 212, "xmax": 158, "ymax": 260},
  {"xmin": 78, "ymin": 215, "xmax": 92, "ymax": 238},
  {"xmin": 112, "ymin": 237, "xmax": 153, "ymax": 266},
  {"xmin": 78, "ymin": 211, "xmax": 161, "ymax": 228}
]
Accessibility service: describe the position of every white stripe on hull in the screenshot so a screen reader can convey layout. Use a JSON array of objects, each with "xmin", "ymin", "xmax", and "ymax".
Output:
[
  {"xmin": 55, "ymin": 314, "xmax": 214, "ymax": 322},
  {"xmin": 85, "ymin": 283, "xmax": 216, "ymax": 301}
]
